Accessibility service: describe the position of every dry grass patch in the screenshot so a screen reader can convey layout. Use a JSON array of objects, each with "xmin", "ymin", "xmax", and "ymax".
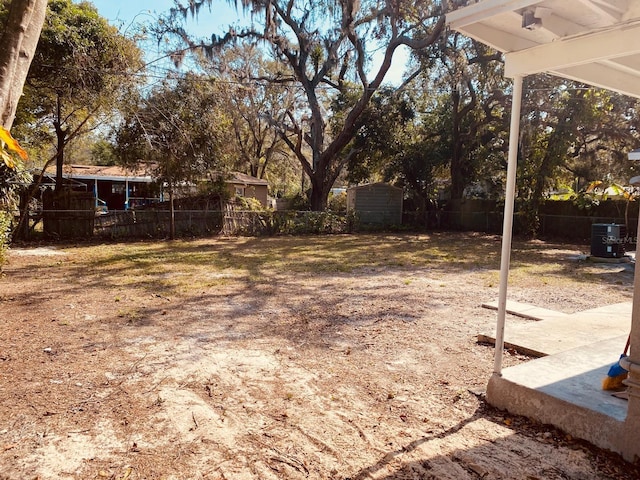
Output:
[{"xmin": 1, "ymin": 232, "xmax": 636, "ymax": 479}]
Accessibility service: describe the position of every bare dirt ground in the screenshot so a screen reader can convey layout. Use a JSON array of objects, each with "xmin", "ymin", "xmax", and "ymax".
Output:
[{"xmin": 1, "ymin": 232, "xmax": 639, "ymax": 479}]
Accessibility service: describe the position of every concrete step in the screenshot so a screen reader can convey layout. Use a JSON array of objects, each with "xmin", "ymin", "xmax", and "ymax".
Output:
[
  {"xmin": 480, "ymin": 301, "xmax": 631, "ymax": 357},
  {"xmin": 481, "ymin": 299, "xmax": 570, "ymax": 322}
]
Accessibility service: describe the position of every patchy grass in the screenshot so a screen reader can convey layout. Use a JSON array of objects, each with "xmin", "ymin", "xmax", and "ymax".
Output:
[
  {"xmin": 63, "ymin": 233, "xmax": 500, "ymax": 275},
  {"xmin": 29, "ymin": 232, "xmax": 614, "ymax": 301},
  {"xmin": 65, "ymin": 234, "xmax": 581, "ymax": 271},
  {"xmin": 2, "ymin": 231, "xmax": 636, "ymax": 479}
]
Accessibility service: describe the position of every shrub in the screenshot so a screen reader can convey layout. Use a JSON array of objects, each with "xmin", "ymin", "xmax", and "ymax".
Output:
[
  {"xmin": 235, "ymin": 196, "xmax": 266, "ymax": 211},
  {"xmin": 1, "ymin": 127, "xmax": 31, "ymax": 270},
  {"xmin": 328, "ymin": 191, "xmax": 347, "ymax": 213},
  {"xmin": 0, "ymin": 210, "xmax": 11, "ymax": 271}
]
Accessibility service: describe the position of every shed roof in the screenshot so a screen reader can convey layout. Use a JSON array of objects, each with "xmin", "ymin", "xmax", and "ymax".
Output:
[
  {"xmin": 228, "ymin": 172, "xmax": 269, "ymax": 186},
  {"xmin": 347, "ymin": 182, "xmax": 403, "ymax": 192},
  {"xmin": 447, "ymin": 0, "xmax": 640, "ymax": 99}
]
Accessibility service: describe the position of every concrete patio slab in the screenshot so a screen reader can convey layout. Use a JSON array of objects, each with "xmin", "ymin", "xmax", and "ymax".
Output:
[
  {"xmin": 479, "ymin": 301, "xmax": 631, "ymax": 357},
  {"xmin": 487, "ymin": 336, "xmax": 629, "ymax": 455}
]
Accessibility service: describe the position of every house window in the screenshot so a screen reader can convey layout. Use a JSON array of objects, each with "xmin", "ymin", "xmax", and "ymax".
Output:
[
  {"xmin": 112, "ymin": 183, "xmax": 125, "ymax": 194},
  {"xmin": 236, "ymin": 187, "xmax": 245, "ymax": 197}
]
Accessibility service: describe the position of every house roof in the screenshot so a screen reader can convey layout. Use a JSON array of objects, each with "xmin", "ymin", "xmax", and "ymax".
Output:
[
  {"xmin": 446, "ymin": 0, "xmax": 640, "ymax": 99},
  {"xmin": 45, "ymin": 164, "xmax": 154, "ymax": 182},
  {"xmin": 228, "ymin": 172, "xmax": 269, "ymax": 186},
  {"xmin": 43, "ymin": 166, "xmax": 269, "ymax": 187}
]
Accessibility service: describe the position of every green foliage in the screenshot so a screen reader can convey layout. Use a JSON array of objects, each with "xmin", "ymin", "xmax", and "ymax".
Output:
[
  {"xmin": 515, "ymin": 76, "xmax": 640, "ymax": 236},
  {"xmin": 413, "ymin": 33, "xmax": 509, "ymax": 201},
  {"xmin": 198, "ymin": 176, "xmax": 230, "ymax": 201},
  {"xmin": 157, "ymin": 0, "xmax": 445, "ymax": 211},
  {"xmin": 91, "ymin": 139, "xmax": 118, "ymax": 166},
  {"xmin": 115, "ymin": 73, "xmax": 233, "ymax": 187},
  {"xmin": 572, "ymin": 192, "xmax": 600, "ymax": 211},
  {"xmin": 264, "ymin": 210, "xmax": 358, "ymax": 235},
  {"xmin": 0, "ymin": 159, "xmax": 30, "ymax": 209},
  {"xmin": 327, "ymin": 191, "xmax": 347, "ymax": 213},
  {"xmin": 235, "ymin": 196, "xmax": 265, "ymax": 211},
  {"xmin": 341, "ymin": 87, "xmax": 417, "ymax": 184},
  {"xmin": 10, "ymin": 0, "xmax": 144, "ymax": 183},
  {"xmin": 0, "ymin": 127, "xmax": 31, "ymax": 210},
  {"xmin": 282, "ymin": 191, "xmax": 311, "ymax": 211},
  {"xmin": 199, "ymin": 45, "xmax": 295, "ymax": 181},
  {"xmin": 0, "ymin": 127, "xmax": 31, "ymax": 268},
  {"xmin": 0, "ymin": 209, "xmax": 11, "ymax": 270},
  {"xmin": 342, "ymin": 87, "xmax": 448, "ymax": 217},
  {"xmin": 30, "ymin": 0, "xmax": 141, "ymax": 96}
]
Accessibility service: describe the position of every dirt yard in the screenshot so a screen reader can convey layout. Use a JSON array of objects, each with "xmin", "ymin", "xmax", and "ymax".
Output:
[{"xmin": 1, "ymin": 232, "xmax": 639, "ymax": 479}]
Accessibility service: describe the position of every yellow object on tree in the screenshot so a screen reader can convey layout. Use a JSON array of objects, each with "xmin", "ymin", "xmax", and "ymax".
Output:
[{"xmin": 0, "ymin": 126, "xmax": 28, "ymax": 169}]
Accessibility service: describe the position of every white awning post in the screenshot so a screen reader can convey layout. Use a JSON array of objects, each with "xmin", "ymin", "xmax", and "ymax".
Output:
[
  {"xmin": 621, "ymin": 157, "xmax": 640, "ymax": 458},
  {"xmin": 494, "ymin": 74, "xmax": 524, "ymax": 376}
]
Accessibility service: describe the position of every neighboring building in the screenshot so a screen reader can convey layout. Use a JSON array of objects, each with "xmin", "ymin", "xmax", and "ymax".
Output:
[
  {"xmin": 44, "ymin": 164, "xmax": 160, "ymax": 211},
  {"xmin": 43, "ymin": 166, "xmax": 271, "ymax": 211},
  {"xmin": 227, "ymin": 172, "xmax": 269, "ymax": 207},
  {"xmin": 347, "ymin": 183, "xmax": 403, "ymax": 225}
]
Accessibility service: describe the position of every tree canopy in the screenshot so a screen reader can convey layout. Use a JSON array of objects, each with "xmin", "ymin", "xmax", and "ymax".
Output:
[
  {"xmin": 115, "ymin": 73, "xmax": 233, "ymax": 237},
  {"xmin": 12, "ymin": 0, "xmax": 144, "ymax": 189},
  {"xmin": 199, "ymin": 44, "xmax": 296, "ymax": 184},
  {"xmin": 5, "ymin": 0, "xmax": 640, "ymax": 239},
  {"xmin": 156, "ymin": 0, "xmax": 445, "ymax": 210},
  {"xmin": 117, "ymin": 74, "xmax": 230, "ymax": 174}
]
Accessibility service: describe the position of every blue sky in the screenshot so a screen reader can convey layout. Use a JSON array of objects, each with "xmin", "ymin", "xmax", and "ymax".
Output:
[
  {"xmin": 88, "ymin": 0, "xmax": 249, "ymax": 38},
  {"xmin": 87, "ymin": 0, "xmax": 407, "ymax": 84},
  {"xmin": 87, "ymin": 0, "xmax": 250, "ymax": 80}
]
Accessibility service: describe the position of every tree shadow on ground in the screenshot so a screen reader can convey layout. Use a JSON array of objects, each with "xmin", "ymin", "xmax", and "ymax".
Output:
[
  {"xmin": 349, "ymin": 403, "xmax": 485, "ymax": 480},
  {"xmin": 3, "ymin": 232, "xmax": 633, "ymax": 322},
  {"xmin": 348, "ymin": 400, "xmax": 640, "ymax": 480}
]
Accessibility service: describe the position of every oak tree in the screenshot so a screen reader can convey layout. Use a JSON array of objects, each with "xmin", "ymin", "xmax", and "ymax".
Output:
[
  {"xmin": 15, "ymin": 0, "xmax": 143, "ymax": 190},
  {"xmin": 158, "ymin": 0, "xmax": 445, "ymax": 210},
  {"xmin": 115, "ymin": 73, "xmax": 232, "ymax": 238}
]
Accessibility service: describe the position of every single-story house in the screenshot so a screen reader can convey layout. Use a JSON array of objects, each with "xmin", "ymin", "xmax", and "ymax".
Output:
[
  {"xmin": 43, "ymin": 166, "xmax": 270, "ymax": 211},
  {"xmin": 43, "ymin": 164, "xmax": 160, "ymax": 211},
  {"xmin": 227, "ymin": 172, "xmax": 269, "ymax": 207}
]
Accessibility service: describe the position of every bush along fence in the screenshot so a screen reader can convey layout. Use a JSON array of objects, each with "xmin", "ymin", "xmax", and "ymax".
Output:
[
  {"xmin": 5, "ymin": 198, "xmax": 640, "ymax": 241},
  {"xmin": 438, "ymin": 199, "xmax": 639, "ymax": 242},
  {"xmin": 222, "ymin": 206, "xmax": 359, "ymax": 236},
  {"xmin": 7, "ymin": 206, "xmax": 361, "ymax": 239}
]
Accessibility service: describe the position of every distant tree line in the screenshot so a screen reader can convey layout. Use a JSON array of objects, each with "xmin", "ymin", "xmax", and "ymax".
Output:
[{"xmin": 2, "ymin": 0, "xmax": 640, "ymax": 241}]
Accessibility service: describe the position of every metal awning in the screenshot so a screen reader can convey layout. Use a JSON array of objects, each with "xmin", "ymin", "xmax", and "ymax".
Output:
[
  {"xmin": 447, "ymin": 1, "xmax": 640, "ymax": 460},
  {"xmin": 447, "ymin": 0, "xmax": 640, "ymax": 100}
]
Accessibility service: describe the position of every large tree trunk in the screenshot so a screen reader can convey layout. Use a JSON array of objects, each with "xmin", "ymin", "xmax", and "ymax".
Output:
[
  {"xmin": 309, "ymin": 176, "xmax": 329, "ymax": 211},
  {"xmin": 0, "ymin": 0, "xmax": 48, "ymax": 129}
]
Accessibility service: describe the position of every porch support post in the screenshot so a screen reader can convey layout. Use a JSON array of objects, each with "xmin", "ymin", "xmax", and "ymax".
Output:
[
  {"xmin": 622, "ymin": 203, "xmax": 640, "ymax": 461},
  {"xmin": 493, "ymin": 75, "xmax": 524, "ymax": 376}
]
